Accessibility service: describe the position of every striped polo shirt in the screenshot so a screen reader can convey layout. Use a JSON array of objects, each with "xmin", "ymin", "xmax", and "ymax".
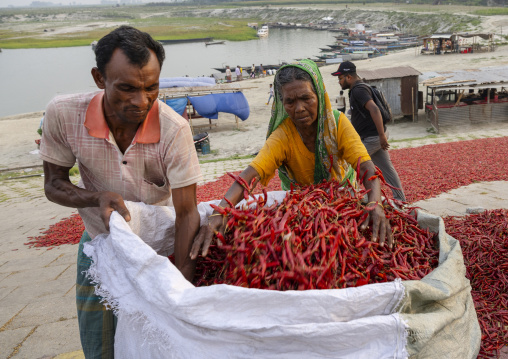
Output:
[{"xmin": 40, "ymin": 91, "xmax": 202, "ymax": 238}]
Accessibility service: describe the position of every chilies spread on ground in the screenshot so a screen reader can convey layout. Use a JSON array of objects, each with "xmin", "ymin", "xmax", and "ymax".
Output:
[{"xmin": 445, "ymin": 210, "xmax": 508, "ymax": 359}]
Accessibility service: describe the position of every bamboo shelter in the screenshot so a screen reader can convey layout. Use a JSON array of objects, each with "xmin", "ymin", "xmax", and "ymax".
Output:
[
  {"xmin": 421, "ymin": 67, "xmax": 508, "ymax": 133},
  {"xmin": 421, "ymin": 33, "xmax": 494, "ymax": 55}
]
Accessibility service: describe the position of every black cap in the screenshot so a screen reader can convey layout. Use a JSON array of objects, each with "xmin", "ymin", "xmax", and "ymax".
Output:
[{"xmin": 331, "ymin": 61, "xmax": 356, "ymax": 76}]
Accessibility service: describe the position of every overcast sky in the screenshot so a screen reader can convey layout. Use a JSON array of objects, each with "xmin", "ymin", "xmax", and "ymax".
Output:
[{"xmin": 0, "ymin": 0, "xmax": 150, "ymax": 7}]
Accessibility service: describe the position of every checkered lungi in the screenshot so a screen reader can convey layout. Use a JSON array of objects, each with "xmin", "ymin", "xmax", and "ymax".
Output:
[{"xmin": 76, "ymin": 231, "xmax": 117, "ymax": 359}]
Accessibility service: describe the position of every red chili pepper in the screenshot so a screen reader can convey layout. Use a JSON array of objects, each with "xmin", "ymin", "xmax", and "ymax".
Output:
[
  {"xmin": 193, "ymin": 176, "xmax": 439, "ymax": 293},
  {"xmin": 445, "ymin": 209, "xmax": 508, "ymax": 358}
]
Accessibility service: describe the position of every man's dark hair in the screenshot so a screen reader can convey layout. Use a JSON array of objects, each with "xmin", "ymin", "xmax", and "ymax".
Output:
[
  {"xmin": 94, "ymin": 25, "xmax": 165, "ymax": 76},
  {"xmin": 275, "ymin": 66, "xmax": 316, "ymax": 100}
]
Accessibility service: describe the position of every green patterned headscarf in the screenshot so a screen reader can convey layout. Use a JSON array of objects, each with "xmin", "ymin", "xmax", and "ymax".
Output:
[{"xmin": 267, "ymin": 59, "xmax": 354, "ymax": 190}]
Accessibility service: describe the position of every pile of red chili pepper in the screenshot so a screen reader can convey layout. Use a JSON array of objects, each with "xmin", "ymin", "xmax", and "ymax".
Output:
[
  {"xmin": 24, "ymin": 213, "xmax": 84, "ymax": 249},
  {"xmin": 192, "ymin": 173, "xmax": 439, "ymax": 290},
  {"xmin": 444, "ymin": 210, "xmax": 508, "ymax": 359}
]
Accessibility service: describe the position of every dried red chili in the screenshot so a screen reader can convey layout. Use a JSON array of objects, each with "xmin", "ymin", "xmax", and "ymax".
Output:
[
  {"xmin": 445, "ymin": 210, "xmax": 508, "ymax": 359},
  {"xmin": 24, "ymin": 213, "xmax": 84, "ymax": 248},
  {"xmin": 192, "ymin": 175, "xmax": 439, "ymax": 291}
]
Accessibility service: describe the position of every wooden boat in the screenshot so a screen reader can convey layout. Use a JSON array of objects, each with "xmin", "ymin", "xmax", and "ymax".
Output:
[
  {"xmin": 316, "ymin": 53, "xmax": 341, "ymax": 60},
  {"xmin": 205, "ymin": 41, "xmax": 225, "ymax": 46},
  {"xmin": 213, "ymin": 63, "xmax": 287, "ymax": 74},
  {"xmin": 158, "ymin": 37, "xmax": 213, "ymax": 45}
]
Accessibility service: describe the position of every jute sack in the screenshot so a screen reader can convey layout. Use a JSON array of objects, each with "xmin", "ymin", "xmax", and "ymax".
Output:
[{"xmin": 399, "ymin": 211, "xmax": 481, "ymax": 358}]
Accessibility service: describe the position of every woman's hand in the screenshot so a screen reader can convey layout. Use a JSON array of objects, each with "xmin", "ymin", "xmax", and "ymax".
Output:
[
  {"xmin": 360, "ymin": 203, "xmax": 393, "ymax": 248},
  {"xmin": 190, "ymin": 166, "xmax": 261, "ymax": 260},
  {"xmin": 358, "ymin": 160, "xmax": 393, "ymax": 248},
  {"xmin": 190, "ymin": 213, "xmax": 225, "ymax": 260}
]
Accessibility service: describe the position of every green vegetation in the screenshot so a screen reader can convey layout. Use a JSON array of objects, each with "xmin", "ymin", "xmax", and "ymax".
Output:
[
  {"xmin": 0, "ymin": 0, "xmax": 501, "ymax": 49},
  {"xmin": 0, "ymin": 13, "xmax": 258, "ymax": 49},
  {"xmin": 389, "ymin": 134, "xmax": 439, "ymax": 143},
  {"xmin": 134, "ymin": 18, "xmax": 258, "ymax": 42},
  {"xmin": 0, "ymin": 36, "xmax": 100, "ymax": 49},
  {"xmin": 157, "ymin": 0, "xmax": 505, "ymax": 5},
  {"xmin": 69, "ymin": 166, "xmax": 80, "ymax": 177},
  {"xmin": 0, "ymin": 168, "xmax": 43, "ymax": 181},
  {"xmin": 474, "ymin": 8, "xmax": 508, "ymax": 16},
  {"xmin": 0, "ymin": 165, "xmax": 80, "ymax": 181}
]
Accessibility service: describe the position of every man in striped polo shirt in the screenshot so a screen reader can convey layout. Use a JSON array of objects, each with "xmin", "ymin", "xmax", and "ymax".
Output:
[{"xmin": 40, "ymin": 26, "xmax": 202, "ymax": 358}]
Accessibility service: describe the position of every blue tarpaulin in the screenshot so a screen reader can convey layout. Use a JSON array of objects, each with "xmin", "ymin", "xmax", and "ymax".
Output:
[
  {"xmin": 187, "ymin": 93, "xmax": 250, "ymax": 121},
  {"xmin": 163, "ymin": 98, "xmax": 188, "ymax": 116}
]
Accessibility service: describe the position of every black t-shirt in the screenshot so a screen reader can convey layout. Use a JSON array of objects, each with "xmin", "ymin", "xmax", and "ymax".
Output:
[{"xmin": 349, "ymin": 81, "xmax": 379, "ymax": 139}]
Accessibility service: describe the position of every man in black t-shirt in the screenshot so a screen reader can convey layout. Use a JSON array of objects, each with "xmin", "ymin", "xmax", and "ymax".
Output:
[{"xmin": 332, "ymin": 61, "xmax": 406, "ymax": 202}]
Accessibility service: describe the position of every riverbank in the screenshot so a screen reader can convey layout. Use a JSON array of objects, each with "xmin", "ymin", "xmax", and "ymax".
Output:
[
  {"xmin": 1, "ymin": 2, "xmax": 508, "ymax": 49},
  {"xmin": 2, "ymin": 43, "xmax": 508, "ymax": 171}
]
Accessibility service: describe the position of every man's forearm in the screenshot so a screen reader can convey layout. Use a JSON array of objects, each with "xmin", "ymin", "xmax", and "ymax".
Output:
[
  {"xmin": 45, "ymin": 175, "xmax": 101, "ymax": 209},
  {"xmin": 43, "ymin": 161, "xmax": 130, "ymax": 230},
  {"xmin": 370, "ymin": 110, "xmax": 385, "ymax": 136},
  {"xmin": 174, "ymin": 209, "xmax": 201, "ymax": 281},
  {"xmin": 365, "ymin": 101, "xmax": 386, "ymax": 137}
]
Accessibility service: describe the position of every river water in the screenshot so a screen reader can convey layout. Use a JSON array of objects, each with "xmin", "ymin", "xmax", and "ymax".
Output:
[{"xmin": 0, "ymin": 28, "xmax": 336, "ymax": 118}]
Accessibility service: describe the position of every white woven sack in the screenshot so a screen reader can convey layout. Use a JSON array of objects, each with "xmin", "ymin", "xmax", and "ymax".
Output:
[{"xmin": 84, "ymin": 194, "xmax": 480, "ymax": 358}]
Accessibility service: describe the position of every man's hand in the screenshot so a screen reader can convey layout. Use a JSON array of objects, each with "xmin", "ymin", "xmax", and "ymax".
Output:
[
  {"xmin": 43, "ymin": 161, "xmax": 130, "ymax": 231},
  {"xmin": 190, "ymin": 214, "xmax": 224, "ymax": 260},
  {"xmin": 360, "ymin": 203, "xmax": 393, "ymax": 248},
  {"xmin": 97, "ymin": 191, "xmax": 131, "ymax": 231},
  {"xmin": 379, "ymin": 133, "xmax": 390, "ymax": 150}
]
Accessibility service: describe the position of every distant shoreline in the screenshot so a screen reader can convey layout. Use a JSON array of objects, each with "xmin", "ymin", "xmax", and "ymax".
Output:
[
  {"xmin": 0, "ymin": 111, "xmax": 44, "ymax": 122},
  {"xmin": 1, "ymin": 3, "xmax": 505, "ymax": 50}
]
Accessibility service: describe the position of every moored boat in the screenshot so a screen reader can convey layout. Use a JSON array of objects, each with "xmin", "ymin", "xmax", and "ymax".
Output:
[
  {"xmin": 213, "ymin": 62, "xmax": 287, "ymax": 74},
  {"xmin": 205, "ymin": 41, "xmax": 225, "ymax": 46},
  {"xmin": 257, "ymin": 25, "xmax": 269, "ymax": 37},
  {"xmin": 158, "ymin": 37, "xmax": 213, "ymax": 45}
]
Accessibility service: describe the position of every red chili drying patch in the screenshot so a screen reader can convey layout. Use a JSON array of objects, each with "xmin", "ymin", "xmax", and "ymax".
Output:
[
  {"xmin": 26, "ymin": 136, "xmax": 508, "ymax": 247},
  {"xmin": 25, "ymin": 213, "xmax": 84, "ymax": 248},
  {"xmin": 391, "ymin": 137, "xmax": 508, "ymax": 203},
  {"xmin": 444, "ymin": 210, "xmax": 508, "ymax": 359}
]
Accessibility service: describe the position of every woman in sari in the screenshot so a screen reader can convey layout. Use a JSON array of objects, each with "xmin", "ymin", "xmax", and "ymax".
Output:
[{"xmin": 191, "ymin": 60, "xmax": 392, "ymax": 260}]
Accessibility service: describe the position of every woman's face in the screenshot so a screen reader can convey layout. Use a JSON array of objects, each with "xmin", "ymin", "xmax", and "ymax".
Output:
[{"xmin": 281, "ymin": 80, "xmax": 319, "ymax": 129}]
